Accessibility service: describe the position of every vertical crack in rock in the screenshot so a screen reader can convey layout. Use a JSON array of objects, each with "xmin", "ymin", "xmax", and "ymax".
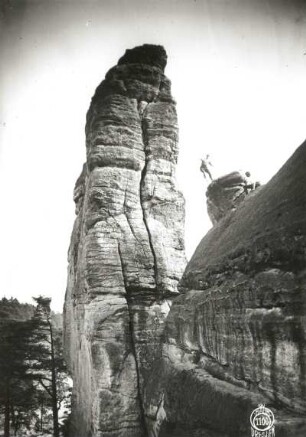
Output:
[
  {"xmin": 117, "ymin": 242, "xmax": 148, "ymax": 436},
  {"xmin": 139, "ymin": 114, "xmax": 159, "ymax": 295},
  {"xmin": 64, "ymin": 44, "xmax": 186, "ymax": 437}
]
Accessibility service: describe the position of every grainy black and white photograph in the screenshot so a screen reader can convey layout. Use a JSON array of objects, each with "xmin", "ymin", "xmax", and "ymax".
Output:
[{"xmin": 0, "ymin": 0, "xmax": 306, "ymax": 436}]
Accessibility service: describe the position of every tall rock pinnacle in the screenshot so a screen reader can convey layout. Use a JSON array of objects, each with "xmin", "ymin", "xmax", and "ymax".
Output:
[{"xmin": 64, "ymin": 44, "xmax": 186, "ymax": 437}]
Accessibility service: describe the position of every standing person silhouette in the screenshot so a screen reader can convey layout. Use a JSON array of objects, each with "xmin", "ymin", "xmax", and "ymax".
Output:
[{"xmin": 200, "ymin": 154, "xmax": 213, "ymax": 181}]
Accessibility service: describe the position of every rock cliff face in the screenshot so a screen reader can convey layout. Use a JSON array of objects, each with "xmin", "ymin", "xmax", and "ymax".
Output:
[
  {"xmin": 64, "ymin": 45, "xmax": 186, "ymax": 437},
  {"xmin": 64, "ymin": 43, "xmax": 306, "ymax": 437},
  {"xmin": 146, "ymin": 141, "xmax": 306, "ymax": 436}
]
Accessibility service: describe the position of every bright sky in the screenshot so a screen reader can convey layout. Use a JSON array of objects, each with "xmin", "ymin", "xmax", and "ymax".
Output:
[{"xmin": 1, "ymin": 0, "xmax": 306, "ymax": 312}]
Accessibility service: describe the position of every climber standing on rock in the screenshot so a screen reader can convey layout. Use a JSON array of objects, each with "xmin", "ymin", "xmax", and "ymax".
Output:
[
  {"xmin": 200, "ymin": 154, "xmax": 213, "ymax": 181},
  {"xmin": 243, "ymin": 171, "xmax": 261, "ymax": 193}
]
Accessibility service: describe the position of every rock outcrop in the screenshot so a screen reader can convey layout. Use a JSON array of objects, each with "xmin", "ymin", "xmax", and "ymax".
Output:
[
  {"xmin": 64, "ymin": 45, "xmax": 186, "ymax": 437},
  {"xmin": 146, "ymin": 141, "xmax": 306, "ymax": 436},
  {"xmin": 206, "ymin": 171, "xmax": 259, "ymax": 225}
]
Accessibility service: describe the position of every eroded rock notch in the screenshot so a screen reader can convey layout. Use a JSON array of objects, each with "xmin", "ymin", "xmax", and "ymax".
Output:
[{"xmin": 64, "ymin": 44, "xmax": 186, "ymax": 437}]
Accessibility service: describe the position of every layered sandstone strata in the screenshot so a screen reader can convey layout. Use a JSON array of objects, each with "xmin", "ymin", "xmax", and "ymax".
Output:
[
  {"xmin": 64, "ymin": 45, "xmax": 186, "ymax": 437},
  {"xmin": 147, "ymin": 141, "xmax": 306, "ymax": 436}
]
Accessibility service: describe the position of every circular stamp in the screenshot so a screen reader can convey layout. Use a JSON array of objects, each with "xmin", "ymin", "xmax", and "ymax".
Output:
[{"xmin": 250, "ymin": 404, "xmax": 275, "ymax": 433}]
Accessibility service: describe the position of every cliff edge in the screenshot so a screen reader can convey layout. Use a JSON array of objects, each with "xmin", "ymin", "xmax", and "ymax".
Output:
[{"xmin": 146, "ymin": 141, "xmax": 306, "ymax": 437}]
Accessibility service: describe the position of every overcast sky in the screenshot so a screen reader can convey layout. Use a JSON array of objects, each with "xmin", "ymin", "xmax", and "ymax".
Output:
[{"xmin": 1, "ymin": 0, "xmax": 306, "ymax": 312}]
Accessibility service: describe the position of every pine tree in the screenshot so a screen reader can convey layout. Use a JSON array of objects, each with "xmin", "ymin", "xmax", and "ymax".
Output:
[{"xmin": 30, "ymin": 296, "xmax": 69, "ymax": 437}]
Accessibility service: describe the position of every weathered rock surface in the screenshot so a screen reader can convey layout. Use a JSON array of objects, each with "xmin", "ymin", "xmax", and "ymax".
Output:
[
  {"xmin": 146, "ymin": 141, "xmax": 306, "ymax": 436},
  {"xmin": 206, "ymin": 171, "xmax": 259, "ymax": 225},
  {"xmin": 64, "ymin": 45, "xmax": 186, "ymax": 437}
]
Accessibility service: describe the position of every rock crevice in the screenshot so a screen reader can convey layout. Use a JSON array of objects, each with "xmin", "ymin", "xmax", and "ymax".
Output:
[
  {"xmin": 139, "ymin": 114, "xmax": 159, "ymax": 296},
  {"xmin": 64, "ymin": 44, "xmax": 186, "ymax": 437}
]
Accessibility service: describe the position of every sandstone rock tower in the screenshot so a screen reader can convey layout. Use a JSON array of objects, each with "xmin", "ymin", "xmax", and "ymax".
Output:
[{"xmin": 64, "ymin": 45, "xmax": 186, "ymax": 437}]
